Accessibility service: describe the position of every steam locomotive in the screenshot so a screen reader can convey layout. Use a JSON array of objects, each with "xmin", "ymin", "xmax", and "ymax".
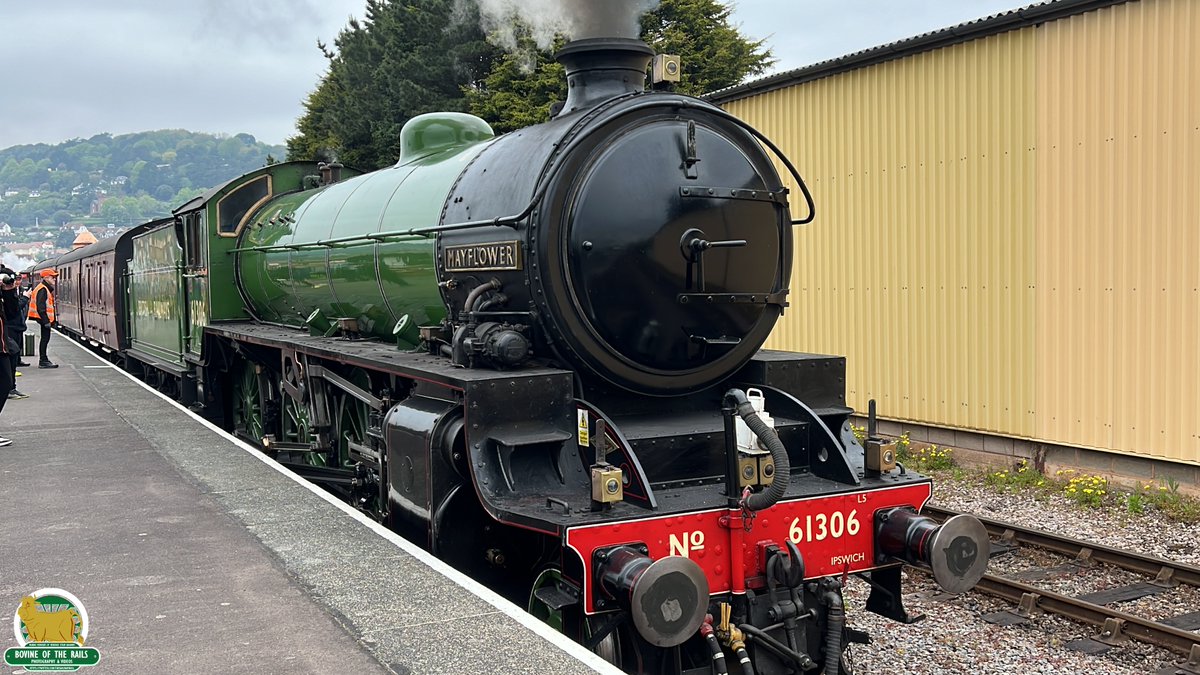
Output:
[{"xmin": 41, "ymin": 38, "xmax": 989, "ymax": 674}]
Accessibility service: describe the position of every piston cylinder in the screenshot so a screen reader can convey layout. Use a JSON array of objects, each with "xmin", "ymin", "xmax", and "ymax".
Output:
[
  {"xmin": 875, "ymin": 508, "xmax": 989, "ymax": 594},
  {"xmin": 597, "ymin": 546, "xmax": 710, "ymax": 647}
]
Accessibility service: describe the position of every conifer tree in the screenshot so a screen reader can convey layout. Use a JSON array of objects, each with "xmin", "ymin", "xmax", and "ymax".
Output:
[
  {"xmin": 287, "ymin": 0, "xmax": 496, "ymax": 169},
  {"xmin": 467, "ymin": 0, "xmax": 773, "ymax": 132},
  {"xmin": 288, "ymin": 0, "xmax": 773, "ymax": 164}
]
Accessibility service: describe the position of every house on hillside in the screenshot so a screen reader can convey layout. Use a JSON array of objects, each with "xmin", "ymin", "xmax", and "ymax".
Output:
[{"xmin": 6, "ymin": 242, "xmax": 53, "ymax": 259}]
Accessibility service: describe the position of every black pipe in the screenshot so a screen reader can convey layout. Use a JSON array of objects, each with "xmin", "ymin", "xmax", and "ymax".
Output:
[
  {"xmin": 705, "ymin": 632, "xmax": 729, "ymax": 675},
  {"xmin": 738, "ymin": 624, "xmax": 815, "ymax": 671},
  {"xmin": 723, "ymin": 389, "xmax": 790, "ymax": 511},
  {"xmin": 734, "ymin": 646, "xmax": 755, "ymax": 675},
  {"xmin": 722, "ymin": 401, "xmax": 741, "ymax": 507},
  {"xmin": 462, "ymin": 278, "xmax": 501, "ymax": 318},
  {"xmin": 475, "ymin": 293, "xmax": 507, "ymax": 312},
  {"xmin": 822, "ymin": 586, "xmax": 845, "ymax": 675}
]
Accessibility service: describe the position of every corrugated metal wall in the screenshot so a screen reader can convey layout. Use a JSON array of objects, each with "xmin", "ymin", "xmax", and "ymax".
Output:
[
  {"xmin": 724, "ymin": 0, "xmax": 1200, "ymax": 465},
  {"xmin": 1035, "ymin": 0, "xmax": 1200, "ymax": 462}
]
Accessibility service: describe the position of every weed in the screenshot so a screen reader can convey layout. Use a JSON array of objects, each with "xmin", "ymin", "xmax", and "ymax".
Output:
[
  {"xmin": 987, "ymin": 459, "xmax": 1045, "ymax": 491},
  {"xmin": 893, "ymin": 433, "xmax": 956, "ymax": 472},
  {"xmin": 1063, "ymin": 473, "xmax": 1108, "ymax": 508},
  {"xmin": 913, "ymin": 444, "xmax": 954, "ymax": 471},
  {"xmin": 1141, "ymin": 477, "xmax": 1200, "ymax": 522},
  {"xmin": 1122, "ymin": 491, "xmax": 1145, "ymax": 515},
  {"xmin": 851, "ymin": 424, "xmax": 867, "ymax": 444},
  {"xmin": 942, "ymin": 457, "xmax": 1198, "ymax": 524}
]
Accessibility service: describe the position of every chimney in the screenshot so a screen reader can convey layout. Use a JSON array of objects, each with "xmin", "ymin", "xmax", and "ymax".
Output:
[{"xmin": 555, "ymin": 37, "xmax": 654, "ymax": 115}]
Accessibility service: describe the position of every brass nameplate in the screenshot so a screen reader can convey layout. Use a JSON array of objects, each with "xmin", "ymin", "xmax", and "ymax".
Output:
[{"xmin": 444, "ymin": 241, "xmax": 522, "ymax": 272}]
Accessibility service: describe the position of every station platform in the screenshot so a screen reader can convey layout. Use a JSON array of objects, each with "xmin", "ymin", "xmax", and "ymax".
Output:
[{"xmin": 0, "ymin": 335, "xmax": 620, "ymax": 674}]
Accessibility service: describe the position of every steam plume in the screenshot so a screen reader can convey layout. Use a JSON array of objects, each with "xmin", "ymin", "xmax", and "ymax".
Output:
[{"xmin": 457, "ymin": 0, "xmax": 660, "ymax": 52}]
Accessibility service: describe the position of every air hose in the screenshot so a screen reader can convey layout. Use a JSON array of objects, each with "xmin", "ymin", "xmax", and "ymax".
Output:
[
  {"xmin": 734, "ymin": 645, "xmax": 755, "ymax": 675},
  {"xmin": 822, "ymin": 584, "xmax": 845, "ymax": 675},
  {"xmin": 699, "ymin": 615, "xmax": 729, "ymax": 675},
  {"xmin": 724, "ymin": 389, "xmax": 790, "ymax": 511}
]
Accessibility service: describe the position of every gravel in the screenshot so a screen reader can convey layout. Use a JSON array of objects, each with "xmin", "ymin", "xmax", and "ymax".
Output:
[
  {"xmin": 936, "ymin": 484, "xmax": 1200, "ymax": 567},
  {"xmin": 837, "ymin": 475, "xmax": 1200, "ymax": 674}
]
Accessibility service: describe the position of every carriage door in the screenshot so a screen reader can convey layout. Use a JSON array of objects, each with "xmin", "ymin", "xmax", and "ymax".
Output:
[{"xmin": 181, "ymin": 212, "xmax": 207, "ymax": 358}]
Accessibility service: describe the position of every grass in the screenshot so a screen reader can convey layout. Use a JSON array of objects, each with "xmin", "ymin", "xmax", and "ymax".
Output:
[{"xmin": 849, "ymin": 424, "xmax": 1199, "ymax": 524}]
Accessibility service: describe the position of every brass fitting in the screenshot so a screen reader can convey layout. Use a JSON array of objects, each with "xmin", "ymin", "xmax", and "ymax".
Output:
[
  {"xmin": 715, "ymin": 602, "xmax": 746, "ymax": 649},
  {"xmin": 591, "ymin": 466, "xmax": 624, "ymax": 503}
]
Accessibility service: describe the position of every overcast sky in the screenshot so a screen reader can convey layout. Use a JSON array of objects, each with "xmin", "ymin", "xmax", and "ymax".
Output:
[{"xmin": 0, "ymin": 0, "xmax": 1023, "ymax": 150}]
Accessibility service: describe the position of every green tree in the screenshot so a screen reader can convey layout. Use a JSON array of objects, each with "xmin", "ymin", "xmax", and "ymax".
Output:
[
  {"xmin": 465, "ymin": 40, "xmax": 566, "ymax": 133},
  {"xmin": 640, "ymin": 0, "xmax": 773, "ymax": 94},
  {"xmin": 466, "ymin": 0, "xmax": 774, "ymax": 132},
  {"xmin": 286, "ymin": 77, "xmax": 342, "ymax": 162},
  {"xmin": 55, "ymin": 229, "xmax": 78, "ymax": 250},
  {"xmin": 170, "ymin": 187, "xmax": 205, "ymax": 206},
  {"xmin": 0, "ymin": 129, "xmax": 282, "ymax": 231},
  {"xmin": 287, "ymin": 0, "xmax": 497, "ymax": 169}
]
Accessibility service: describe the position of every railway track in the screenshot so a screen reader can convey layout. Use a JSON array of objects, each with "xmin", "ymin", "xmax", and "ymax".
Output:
[{"xmin": 922, "ymin": 505, "xmax": 1200, "ymax": 673}]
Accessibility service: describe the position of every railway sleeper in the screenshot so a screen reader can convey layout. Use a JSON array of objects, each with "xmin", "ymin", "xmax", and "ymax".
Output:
[{"xmin": 1149, "ymin": 645, "xmax": 1200, "ymax": 675}]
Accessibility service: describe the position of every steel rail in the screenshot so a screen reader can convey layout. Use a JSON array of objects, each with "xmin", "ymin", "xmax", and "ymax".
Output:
[
  {"xmin": 923, "ymin": 505, "xmax": 1200, "ymax": 588},
  {"xmin": 972, "ymin": 573, "xmax": 1200, "ymax": 655},
  {"xmin": 921, "ymin": 505, "xmax": 1200, "ymax": 656}
]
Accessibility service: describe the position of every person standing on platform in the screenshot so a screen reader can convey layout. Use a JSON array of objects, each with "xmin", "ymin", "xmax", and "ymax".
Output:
[
  {"xmin": 1, "ymin": 268, "xmax": 28, "ymax": 399},
  {"xmin": 0, "ymin": 274, "xmax": 14, "ymax": 445},
  {"xmin": 28, "ymin": 269, "xmax": 59, "ymax": 369}
]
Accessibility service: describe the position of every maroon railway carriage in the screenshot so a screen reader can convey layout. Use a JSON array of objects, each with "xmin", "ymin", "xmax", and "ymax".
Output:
[{"xmin": 42, "ymin": 219, "xmax": 165, "ymax": 355}]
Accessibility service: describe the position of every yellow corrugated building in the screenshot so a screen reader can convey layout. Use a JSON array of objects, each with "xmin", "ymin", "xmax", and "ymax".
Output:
[{"xmin": 712, "ymin": 0, "xmax": 1199, "ymax": 467}]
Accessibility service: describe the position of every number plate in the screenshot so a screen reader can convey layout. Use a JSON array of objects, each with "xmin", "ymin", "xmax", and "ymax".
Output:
[{"xmin": 565, "ymin": 482, "xmax": 932, "ymax": 613}]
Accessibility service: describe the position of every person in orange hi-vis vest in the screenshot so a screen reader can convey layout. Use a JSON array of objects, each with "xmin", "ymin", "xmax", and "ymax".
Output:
[{"xmin": 28, "ymin": 269, "xmax": 59, "ymax": 369}]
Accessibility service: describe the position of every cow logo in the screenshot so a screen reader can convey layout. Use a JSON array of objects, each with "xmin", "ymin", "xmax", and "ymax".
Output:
[{"xmin": 4, "ymin": 589, "xmax": 100, "ymax": 672}]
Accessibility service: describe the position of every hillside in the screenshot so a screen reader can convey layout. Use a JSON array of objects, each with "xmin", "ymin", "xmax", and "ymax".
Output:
[{"xmin": 0, "ymin": 130, "xmax": 285, "ymax": 243}]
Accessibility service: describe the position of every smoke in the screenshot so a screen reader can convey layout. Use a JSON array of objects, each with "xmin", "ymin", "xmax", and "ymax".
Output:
[{"xmin": 456, "ymin": 0, "xmax": 660, "ymax": 52}]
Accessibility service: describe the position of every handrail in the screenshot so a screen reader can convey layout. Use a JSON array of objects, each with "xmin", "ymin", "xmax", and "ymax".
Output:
[{"xmin": 230, "ymin": 94, "xmax": 816, "ymax": 256}]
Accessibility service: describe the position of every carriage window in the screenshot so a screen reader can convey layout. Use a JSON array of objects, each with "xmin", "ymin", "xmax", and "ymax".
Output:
[{"xmin": 216, "ymin": 175, "xmax": 271, "ymax": 236}]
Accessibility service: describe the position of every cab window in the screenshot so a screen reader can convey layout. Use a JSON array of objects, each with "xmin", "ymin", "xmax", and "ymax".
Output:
[{"xmin": 216, "ymin": 175, "xmax": 271, "ymax": 236}]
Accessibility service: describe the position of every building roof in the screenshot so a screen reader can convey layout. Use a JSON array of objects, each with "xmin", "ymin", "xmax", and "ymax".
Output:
[
  {"xmin": 706, "ymin": 0, "xmax": 1128, "ymax": 104},
  {"xmin": 72, "ymin": 228, "xmax": 99, "ymax": 247}
]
